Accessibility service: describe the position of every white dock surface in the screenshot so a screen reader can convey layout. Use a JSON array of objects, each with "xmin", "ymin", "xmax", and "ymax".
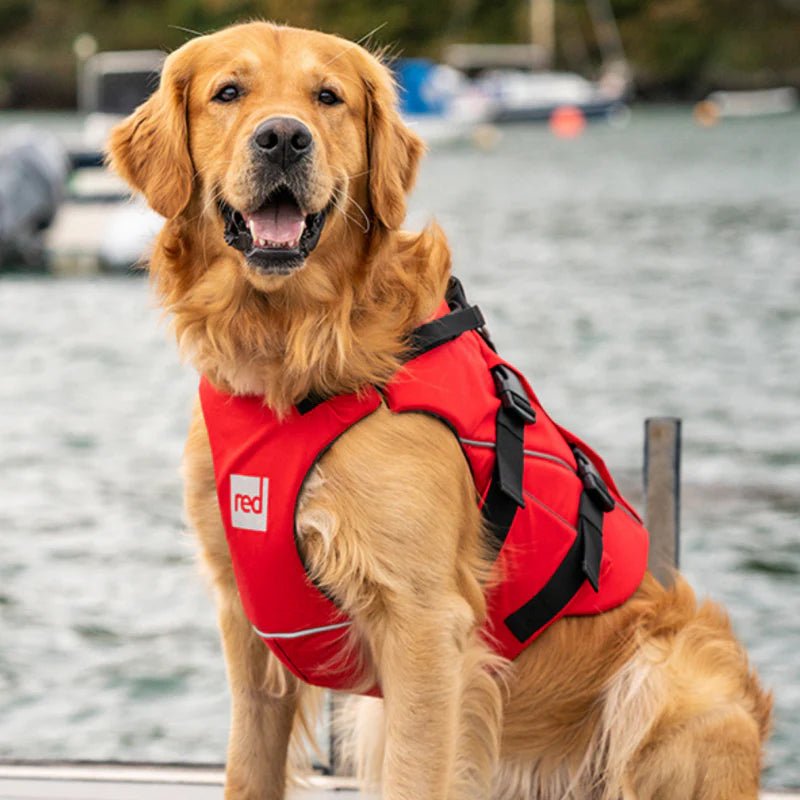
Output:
[
  {"xmin": 0, "ymin": 762, "xmax": 794, "ymax": 799},
  {"xmin": 0, "ymin": 763, "xmax": 371, "ymax": 799}
]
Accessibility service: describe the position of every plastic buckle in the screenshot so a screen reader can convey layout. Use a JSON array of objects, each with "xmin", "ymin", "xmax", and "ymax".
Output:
[
  {"xmin": 492, "ymin": 365, "xmax": 537, "ymax": 425},
  {"xmin": 572, "ymin": 447, "xmax": 615, "ymax": 512}
]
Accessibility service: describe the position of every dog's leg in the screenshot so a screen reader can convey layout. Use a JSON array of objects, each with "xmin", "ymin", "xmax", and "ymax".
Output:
[
  {"xmin": 336, "ymin": 637, "xmax": 503, "ymax": 800},
  {"xmin": 591, "ymin": 582, "xmax": 772, "ymax": 800},
  {"xmin": 377, "ymin": 597, "xmax": 491, "ymax": 799},
  {"xmin": 298, "ymin": 409, "xmax": 503, "ymax": 800},
  {"xmin": 611, "ymin": 586, "xmax": 772, "ymax": 800},
  {"xmin": 452, "ymin": 642, "xmax": 506, "ymax": 799},
  {"xmin": 218, "ymin": 591, "xmax": 301, "ymax": 800},
  {"xmin": 622, "ymin": 704, "xmax": 765, "ymax": 800},
  {"xmin": 184, "ymin": 403, "xmax": 303, "ymax": 800}
]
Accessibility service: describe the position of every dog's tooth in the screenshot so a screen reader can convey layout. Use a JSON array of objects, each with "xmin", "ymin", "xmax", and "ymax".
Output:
[{"xmin": 248, "ymin": 220, "xmax": 256, "ymax": 239}]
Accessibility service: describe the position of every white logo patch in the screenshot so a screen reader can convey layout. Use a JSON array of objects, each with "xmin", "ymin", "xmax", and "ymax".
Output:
[{"xmin": 230, "ymin": 474, "xmax": 268, "ymax": 532}]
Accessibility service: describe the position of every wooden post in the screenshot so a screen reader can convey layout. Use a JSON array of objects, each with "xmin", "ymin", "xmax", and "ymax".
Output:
[
  {"xmin": 530, "ymin": 0, "xmax": 556, "ymax": 69},
  {"xmin": 644, "ymin": 417, "xmax": 681, "ymax": 585}
]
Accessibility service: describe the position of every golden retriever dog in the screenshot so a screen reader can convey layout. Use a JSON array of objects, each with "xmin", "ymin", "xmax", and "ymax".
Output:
[{"xmin": 108, "ymin": 22, "xmax": 772, "ymax": 800}]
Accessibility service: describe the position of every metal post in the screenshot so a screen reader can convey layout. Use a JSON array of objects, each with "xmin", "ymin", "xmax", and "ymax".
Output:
[
  {"xmin": 327, "ymin": 691, "xmax": 348, "ymax": 776},
  {"xmin": 586, "ymin": 0, "xmax": 628, "ymax": 68},
  {"xmin": 644, "ymin": 417, "xmax": 681, "ymax": 586}
]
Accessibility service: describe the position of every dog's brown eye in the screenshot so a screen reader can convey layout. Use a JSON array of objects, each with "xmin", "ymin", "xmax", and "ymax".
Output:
[
  {"xmin": 317, "ymin": 89, "xmax": 342, "ymax": 106},
  {"xmin": 214, "ymin": 84, "xmax": 241, "ymax": 103}
]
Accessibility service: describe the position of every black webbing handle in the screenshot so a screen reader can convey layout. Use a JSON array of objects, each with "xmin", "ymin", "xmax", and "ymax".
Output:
[{"xmin": 407, "ymin": 305, "xmax": 486, "ymax": 358}]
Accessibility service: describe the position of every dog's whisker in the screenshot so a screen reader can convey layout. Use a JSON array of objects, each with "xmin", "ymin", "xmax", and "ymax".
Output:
[
  {"xmin": 343, "ymin": 168, "xmax": 372, "ymax": 180},
  {"xmin": 347, "ymin": 197, "xmax": 371, "ymax": 234},
  {"xmin": 168, "ymin": 24, "xmax": 207, "ymax": 38},
  {"xmin": 197, "ymin": 185, "xmax": 226, "ymax": 222},
  {"xmin": 325, "ymin": 174, "xmax": 370, "ymax": 235},
  {"xmin": 322, "ymin": 22, "xmax": 388, "ymax": 68},
  {"xmin": 354, "ymin": 21, "xmax": 389, "ymax": 48},
  {"xmin": 331, "ymin": 197, "xmax": 365, "ymax": 233},
  {"xmin": 330, "ymin": 183, "xmax": 370, "ymax": 235}
]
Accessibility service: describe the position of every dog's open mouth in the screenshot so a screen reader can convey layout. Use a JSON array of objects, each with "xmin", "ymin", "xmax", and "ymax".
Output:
[{"xmin": 221, "ymin": 185, "xmax": 329, "ymax": 273}]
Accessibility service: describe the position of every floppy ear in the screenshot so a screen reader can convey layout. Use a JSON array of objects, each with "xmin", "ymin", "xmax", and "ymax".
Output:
[
  {"xmin": 107, "ymin": 49, "xmax": 195, "ymax": 219},
  {"xmin": 364, "ymin": 68, "xmax": 425, "ymax": 230}
]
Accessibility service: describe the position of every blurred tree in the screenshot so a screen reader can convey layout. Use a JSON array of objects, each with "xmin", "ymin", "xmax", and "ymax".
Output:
[
  {"xmin": 610, "ymin": 0, "xmax": 800, "ymax": 95},
  {"xmin": 0, "ymin": 0, "xmax": 33, "ymax": 32},
  {"xmin": 0, "ymin": 0, "xmax": 798, "ymax": 107}
]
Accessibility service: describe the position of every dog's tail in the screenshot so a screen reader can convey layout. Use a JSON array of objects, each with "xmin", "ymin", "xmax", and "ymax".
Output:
[
  {"xmin": 334, "ymin": 694, "xmax": 386, "ymax": 787},
  {"xmin": 287, "ymin": 684, "xmax": 327, "ymax": 784}
]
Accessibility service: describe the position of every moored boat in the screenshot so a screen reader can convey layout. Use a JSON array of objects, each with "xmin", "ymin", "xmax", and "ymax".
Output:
[
  {"xmin": 705, "ymin": 87, "xmax": 798, "ymax": 118},
  {"xmin": 393, "ymin": 58, "xmax": 494, "ymax": 146}
]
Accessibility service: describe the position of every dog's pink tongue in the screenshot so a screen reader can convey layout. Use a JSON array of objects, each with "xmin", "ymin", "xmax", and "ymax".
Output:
[{"xmin": 245, "ymin": 200, "xmax": 305, "ymax": 244}]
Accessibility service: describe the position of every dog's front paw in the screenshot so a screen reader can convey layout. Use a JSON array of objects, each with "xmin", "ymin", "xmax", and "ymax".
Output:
[{"xmin": 224, "ymin": 775, "xmax": 285, "ymax": 800}]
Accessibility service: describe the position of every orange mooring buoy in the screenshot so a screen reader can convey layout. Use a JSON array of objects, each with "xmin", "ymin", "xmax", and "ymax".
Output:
[
  {"xmin": 693, "ymin": 100, "xmax": 721, "ymax": 127},
  {"xmin": 549, "ymin": 105, "xmax": 587, "ymax": 138}
]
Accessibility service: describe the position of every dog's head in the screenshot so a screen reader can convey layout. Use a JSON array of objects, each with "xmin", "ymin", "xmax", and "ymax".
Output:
[{"xmin": 108, "ymin": 22, "xmax": 424, "ymax": 284}]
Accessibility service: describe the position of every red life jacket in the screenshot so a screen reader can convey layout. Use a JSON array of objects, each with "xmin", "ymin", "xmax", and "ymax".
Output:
[{"xmin": 199, "ymin": 279, "xmax": 649, "ymax": 692}]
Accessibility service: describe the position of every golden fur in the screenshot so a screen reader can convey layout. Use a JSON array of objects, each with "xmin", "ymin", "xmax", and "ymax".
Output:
[{"xmin": 108, "ymin": 22, "xmax": 772, "ymax": 800}]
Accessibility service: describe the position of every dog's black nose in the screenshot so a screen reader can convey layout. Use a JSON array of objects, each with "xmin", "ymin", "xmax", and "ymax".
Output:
[{"xmin": 253, "ymin": 117, "xmax": 313, "ymax": 166}]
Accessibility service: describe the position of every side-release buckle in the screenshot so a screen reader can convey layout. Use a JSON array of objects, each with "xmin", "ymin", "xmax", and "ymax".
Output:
[
  {"xmin": 492, "ymin": 365, "xmax": 537, "ymax": 425},
  {"xmin": 571, "ymin": 446, "xmax": 615, "ymax": 512}
]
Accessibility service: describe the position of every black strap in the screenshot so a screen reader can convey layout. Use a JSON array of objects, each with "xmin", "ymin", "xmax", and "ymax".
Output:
[
  {"xmin": 504, "ymin": 495, "xmax": 604, "ymax": 643},
  {"xmin": 503, "ymin": 446, "xmax": 613, "ymax": 643},
  {"xmin": 480, "ymin": 366, "xmax": 537, "ymax": 547},
  {"xmin": 481, "ymin": 411, "xmax": 525, "ymax": 548},
  {"xmin": 504, "ymin": 523, "xmax": 587, "ymax": 642},
  {"xmin": 577, "ymin": 491, "xmax": 604, "ymax": 592},
  {"xmin": 296, "ymin": 392, "xmax": 327, "ymax": 415},
  {"xmin": 492, "ymin": 406, "xmax": 526, "ymax": 507},
  {"xmin": 407, "ymin": 305, "xmax": 486, "ymax": 358}
]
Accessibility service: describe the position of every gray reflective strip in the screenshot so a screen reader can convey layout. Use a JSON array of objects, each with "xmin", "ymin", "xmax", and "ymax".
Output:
[
  {"xmin": 523, "ymin": 450, "xmax": 574, "ymax": 471},
  {"xmin": 253, "ymin": 620, "xmax": 352, "ymax": 640},
  {"xmin": 460, "ymin": 437, "xmax": 495, "ymax": 449},
  {"xmin": 459, "ymin": 438, "xmax": 575, "ymax": 472}
]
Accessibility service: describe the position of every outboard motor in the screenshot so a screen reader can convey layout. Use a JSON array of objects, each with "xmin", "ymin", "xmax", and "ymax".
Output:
[{"xmin": 0, "ymin": 126, "xmax": 69, "ymax": 269}]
